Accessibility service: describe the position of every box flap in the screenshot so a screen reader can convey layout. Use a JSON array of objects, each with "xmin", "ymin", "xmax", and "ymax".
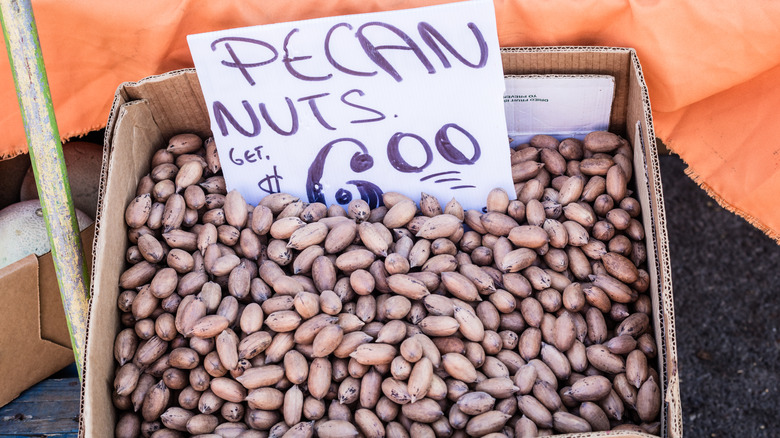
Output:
[{"xmin": 0, "ymin": 255, "xmax": 74, "ymax": 407}]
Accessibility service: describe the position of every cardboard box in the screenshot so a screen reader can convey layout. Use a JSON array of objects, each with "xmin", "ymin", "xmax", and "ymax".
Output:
[
  {"xmin": 0, "ymin": 143, "xmax": 97, "ymax": 407},
  {"xmin": 0, "ymin": 225, "xmax": 93, "ymax": 407},
  {"xmin": 81, "ymin": 47, "xmax": 681, "ymax": 437}
]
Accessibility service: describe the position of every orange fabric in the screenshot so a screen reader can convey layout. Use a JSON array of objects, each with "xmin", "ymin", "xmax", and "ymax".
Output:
[{"xmin": 2, "ymin": 1, "xmax": 779, "ymax": 240}]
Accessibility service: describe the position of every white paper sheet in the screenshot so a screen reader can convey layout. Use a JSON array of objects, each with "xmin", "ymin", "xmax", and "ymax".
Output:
[
  {"xmin": 504, "ymin": 75, "xmax": 615, "ymax": 146},
  {"xmin": 187, "ymin": 0, "xmax": 514, "ymax": 210}
]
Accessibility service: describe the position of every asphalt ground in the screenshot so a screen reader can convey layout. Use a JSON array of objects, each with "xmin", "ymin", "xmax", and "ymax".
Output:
[{"xmin": 659, "ymin": 154, "xmax": 780, "ymax": 438}]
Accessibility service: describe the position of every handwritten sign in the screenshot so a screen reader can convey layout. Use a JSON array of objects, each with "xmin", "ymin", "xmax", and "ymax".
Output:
[{"xmin": 187, "ymin": 0, "xmax": 514, "ymax": 210}]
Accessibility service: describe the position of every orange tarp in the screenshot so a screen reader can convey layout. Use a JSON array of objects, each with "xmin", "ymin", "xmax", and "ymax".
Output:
[{"xmin": 2, "ymin": 1, "xmax": 779, "ymax": 241}]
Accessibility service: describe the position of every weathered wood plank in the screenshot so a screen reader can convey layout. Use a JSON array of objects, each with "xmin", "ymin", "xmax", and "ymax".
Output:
[{"xmin": 0, "ymin": 377, "xmax": 80, "ymax": 437}]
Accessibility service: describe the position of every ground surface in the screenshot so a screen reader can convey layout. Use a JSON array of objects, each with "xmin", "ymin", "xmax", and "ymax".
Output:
[
  {"xmin": 660, "ymin": 154, "xmax": 780, "ymax": 438},
  {"xmin": 0, "ymin": 153, "xmax": 778, "ymax": 438}
]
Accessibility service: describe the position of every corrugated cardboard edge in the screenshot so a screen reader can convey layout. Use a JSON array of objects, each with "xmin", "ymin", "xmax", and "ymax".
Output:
[
  {"xmin": 626, "ymin": 49, "xmax": 683, "ymax": 438},
  {"xmin": 539, "ymin": 434, "xmax": 652, "ymax": 438},
  {"xmin": 103, "ymin": 69, "xmax": 207, "ymax": 149},
  {"xmin": 503, "ymin": 73, "xmax": 616, "ymax": 85}
]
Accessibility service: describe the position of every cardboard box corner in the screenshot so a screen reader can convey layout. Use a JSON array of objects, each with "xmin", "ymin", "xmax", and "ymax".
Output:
[{"xmin": 0, "ymin": 224, "xmax": 94, "ymax": 408}]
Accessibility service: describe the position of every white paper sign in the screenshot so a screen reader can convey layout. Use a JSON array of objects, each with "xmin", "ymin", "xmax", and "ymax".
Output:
[
  {"xmin": 504, "ymin": 75, "xmax": 615, "ymax": 146},
  {"xmin": 187, "ymin": 0, "xmax": 513, "ymax": 210}
]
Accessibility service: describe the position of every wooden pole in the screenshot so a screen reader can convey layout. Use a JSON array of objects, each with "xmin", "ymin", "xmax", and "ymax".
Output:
[{"xmin": 0, "ymin": 0, "xmax": 90, "ymax": 379}]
